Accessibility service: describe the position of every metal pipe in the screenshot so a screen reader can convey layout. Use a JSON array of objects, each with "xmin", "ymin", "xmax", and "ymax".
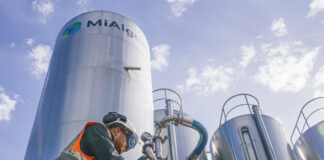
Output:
[
  {"xmin": 177, "ymin": 114, "xmax": 194, "ymax": 127},
  {"xmin": 154, "ymin": 115, "xmax": 179, "ymax": 159},
  {"xmin": 155, "ymin": 116, "xmax": 179, "ymax": 135},
  {"xmin": 153, "ymin": 136, "xmax": 163, "ymax": 159},
  {"xmin": 140, "ymin": 132, "xmax": 157, "ymax": 160},
  {"xmin": 145, "ymin": 147, "xmax": 157, "ymax": 160},
  {"xmin": 154, "ymin": 115, "xmax": 177, "ymax": 159},
  {"xmin": 252, "ymin": 105, "xmax": 277, "ymax": 160},
  {"xmin": 166, "ymin": 100, "xmax": 178, "ymax": 160},
  {"xmin": 138, "ymin": 147, "xmax": 156, "ymax": 160}
]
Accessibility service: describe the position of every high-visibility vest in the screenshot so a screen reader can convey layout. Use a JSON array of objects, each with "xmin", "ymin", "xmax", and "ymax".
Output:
[{"xmin": 62, "ymin": 122, "xmax": 112, "ymax": 160}]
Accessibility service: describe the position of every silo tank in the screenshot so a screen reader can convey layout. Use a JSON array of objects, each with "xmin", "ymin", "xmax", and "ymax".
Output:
[
  {"xmin": 290, "ymin": 97, "xmax": 324, "ymax": 160},
  {"xmin": 210, "ymin": 114, "xmax": 295, "ymax": 160},
  {"xmin": 210, "ymin": 94, "xmax": 295, "ymax": 160},
  {"xmin": 293, "ymin": 121, "xmax": 324, "ymax": 160},
  {"xmin": 25, "ymin": 11, "xmax": 154, "ymax": 160}
]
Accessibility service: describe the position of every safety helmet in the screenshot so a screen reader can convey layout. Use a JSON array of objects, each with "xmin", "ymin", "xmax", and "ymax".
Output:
[{"xmin": 103, "ymin": 112, "xmax": 138, "ymax": 151}]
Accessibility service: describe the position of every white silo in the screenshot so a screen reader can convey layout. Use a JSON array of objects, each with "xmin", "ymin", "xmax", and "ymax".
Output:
[
  {"xmin": 290, "ymin": 97, "xmax": 324, "ymax": 160},
  {"xmin": 210, "ymin": 94, "xmax": 295, "ymax": 160},
  {"xmin": 25, "ymin": 11, "xmax": 154, "ymax": 159}
]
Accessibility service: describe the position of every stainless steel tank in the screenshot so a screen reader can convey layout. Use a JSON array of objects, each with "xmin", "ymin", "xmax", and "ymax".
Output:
[
  {"xmin": 210, "ymin": 94, "xmax": 295, "ymax": 160},
  {"xmin": 290, "ymin": 97, "xmax": 324, "ymax": 160},
  {"xmin": 25, "ymin": 11, "xmax": 154, "ymax": 160},
  {"xmin": 153, "ymin": 89, "xmax": 207, "ymax": 160}
]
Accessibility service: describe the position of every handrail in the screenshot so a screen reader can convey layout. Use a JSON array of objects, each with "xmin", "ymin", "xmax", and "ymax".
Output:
[
  {"xmin": 153, "ymin": 88, "xmax": 183, "ymax": 113},
  {"xmin": 219, "ymin": 93, "xmax": 260, "ymax": 126},
  {"xmin": 153, "ymin": 98, "xmax": 181, "ymax": 108},
  {"xmin": 225, "ymin": 104, "xmax": 253, "ymax": 119},
  {"xmin": 301, "ymin": 108, "xmax": 324, "ymax": 131},
  {"xmin": 290, "ymin": 97, "xmax": 324, "ymax": 145}
]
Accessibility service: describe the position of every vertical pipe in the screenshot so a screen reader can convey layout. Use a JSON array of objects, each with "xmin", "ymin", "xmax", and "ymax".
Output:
[
  {"xmin": 166, "ymin": 99, "xmax": 178, "ymax": 160},
  {"xmin": 145, "ymin": 147, "xmax": 157, "ymax": 160},
  {"xmin": 252, "ymin": 105, "xmax": 277, "ymax": 160},
  {"xmin": 154, "ymin": 136, "xmax": 163, "ymax": 159}
]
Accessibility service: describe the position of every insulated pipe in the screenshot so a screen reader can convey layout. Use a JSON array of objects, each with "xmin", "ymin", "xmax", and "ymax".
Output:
[
  {"xmin": 252, "ymin": 105, "xmax": 277, "ymax": 160},
  {"xmin": 155, "ymin": 114, "xmax": 208, "ymax": 160},
  {"xmin": 187, "ymin": 120, "xmax": 208, "ymax": 160}
]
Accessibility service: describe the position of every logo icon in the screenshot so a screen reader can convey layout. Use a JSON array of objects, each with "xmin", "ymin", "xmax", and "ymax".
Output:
[{"xmin": 62, "ymin": 22, "xmax": 82, "ymax": 39}]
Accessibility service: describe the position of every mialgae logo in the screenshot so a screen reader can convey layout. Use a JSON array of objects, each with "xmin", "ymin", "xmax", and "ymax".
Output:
[{"xmin": 62, "ymin": 22, "xmax": 82, "ymax": 39}]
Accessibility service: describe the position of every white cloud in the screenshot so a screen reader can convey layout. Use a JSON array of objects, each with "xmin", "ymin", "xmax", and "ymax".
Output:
[
  {"xmin": 151, "ymin": 44, "xmax": 170, "ymax": 71},
  {"xmin": 260, "ymin": 43, "xmax": 273, "ymax": 53},
  {"xmin": 256, "ymin": 35, "xmax": 263, "ymax": 40},
  {"xmin": 28, "ymin": 44, "xmax": 53, "ymax": 79},
  {"xmin": 307, "ymin": 0, "xmax": 324, "ymax": 17},
  {"xmin": 313, "ymin": 66, "xmax": 324, "ymax": 97},
  {"xmin": 239, "ymin": 43, "xmax": 256, "ymax": 67},
  {"xmin": 314, "ymin": 90, "xmax": 324, "ymax": 97},
  {"xmin": 254, "ymin": 42, "xmax": 320, "ymax": 92},
  {"xmin": 77, "ymin": 0, "xmax": 88, "ymax": 6},
  {"xmin": 13, "ymin": 94, "xmax": 23, "ymax": 103},
  {"xmin": 77, "ymin": 0, "xmax": 90, "ymax": 11},
  {"xmin": 314, "ymin": 66, "xmax": 324, "ymax": 87},
  {"xmin": 177, "ymin": 42, "xmax": 256, "ymax": 96},
  {"xmin": 10, "ymin": 42, "xmax": 15, "ymax": 48},
  {"xmin": 166, "ymin": 0, "xmax": 197, "ymax": 17},
  {"xmin": 271, "ymin": 17, "xmax": 288, "ymax": 37},
  {"xmin": 32, "ymin": 0, "xmax": 54, "ymax": 23},
  {"xmin": 25, "ymin": 38, "xmax": 34, "ymax": 46},
  {"xmin": 177, "ymin": 65, "xmax": 235, "ymax": 96},
  {"xmin": 0, "ymin": 87, "xmax": 19, "ymax": 122}
]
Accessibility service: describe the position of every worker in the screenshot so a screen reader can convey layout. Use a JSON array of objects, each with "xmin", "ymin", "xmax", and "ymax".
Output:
[{"xmin": 56, "ymin": 112, "xmax": 138, "ymax": 160}]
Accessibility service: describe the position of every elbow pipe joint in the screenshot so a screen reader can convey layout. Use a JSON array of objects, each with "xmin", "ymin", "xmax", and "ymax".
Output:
[{"xmin": 155, "ymin": 115, "xmax": 180, "ymax": 136}]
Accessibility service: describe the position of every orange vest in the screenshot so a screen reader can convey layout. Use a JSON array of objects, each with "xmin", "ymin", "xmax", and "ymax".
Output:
[{"xmin": 66, "ymin": 122, "xmax": 112, "ymax": 160}]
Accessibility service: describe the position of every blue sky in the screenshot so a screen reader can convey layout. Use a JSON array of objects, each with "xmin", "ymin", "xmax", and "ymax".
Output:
[{"xmin": 1, "ymin": 0, "xmax": 324, "ymax": 159}]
